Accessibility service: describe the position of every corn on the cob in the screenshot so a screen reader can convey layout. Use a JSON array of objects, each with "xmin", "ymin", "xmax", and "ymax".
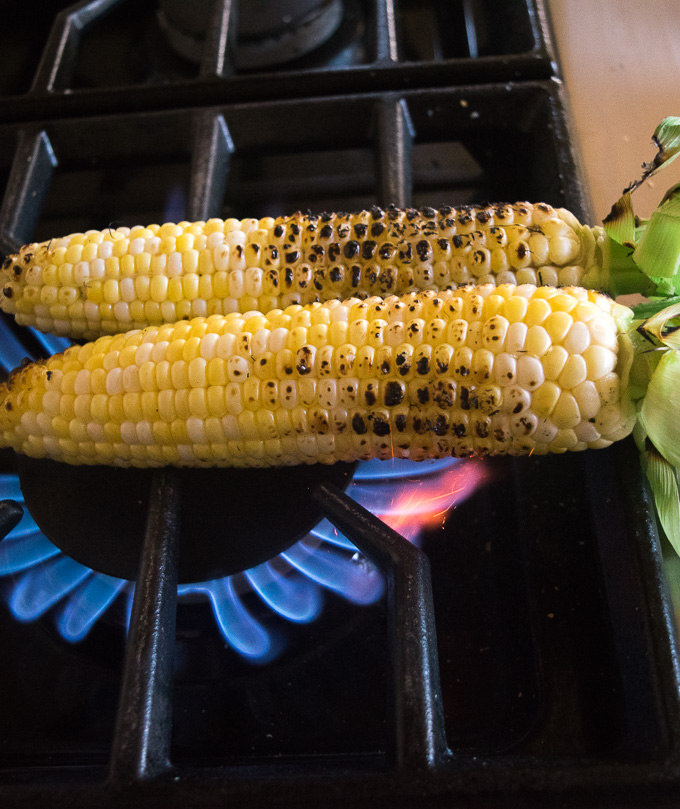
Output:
[
  {"xmin": 0, "ymin": 283, "xmax": 636, "ymax": 468},
  {"xmin": 0, "ymin": 204, "xmax": 606, "ymax": 340}
]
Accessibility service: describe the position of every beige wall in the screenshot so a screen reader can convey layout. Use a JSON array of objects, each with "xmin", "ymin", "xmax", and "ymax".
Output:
[{"xmin": 548, "ymin": 0, "xmax": 680, "ymax": 223}]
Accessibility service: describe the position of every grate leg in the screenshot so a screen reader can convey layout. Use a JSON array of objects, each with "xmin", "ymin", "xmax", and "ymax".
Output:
[
  {"xmin": 313, "ymin": 481, "xmax": 448, "ymax": 770},
  {"xmin": 0, "ymin": 500, "xmax": 24, "ymax": 541},
  {"xmin": 108, "ymin": 467, "xmax": 181, "ymax": 783}
]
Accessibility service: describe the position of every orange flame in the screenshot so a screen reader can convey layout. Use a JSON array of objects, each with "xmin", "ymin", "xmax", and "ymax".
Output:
[{"xmin": 377, "ymin": 460, "xmax": 488, "ymax": 541}]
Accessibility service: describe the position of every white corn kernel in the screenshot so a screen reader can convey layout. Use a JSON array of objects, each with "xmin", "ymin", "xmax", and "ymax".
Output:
[{"xmin": 517, "ymin": 355, "xmax": 544, "ymax": 390}]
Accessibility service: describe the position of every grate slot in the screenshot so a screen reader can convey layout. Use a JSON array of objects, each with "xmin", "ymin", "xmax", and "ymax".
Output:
[
  {"xmin": 26, "ymin": 115, "xmax": 194, "ymax": 239},
  {"xmin": 405, "ymin": 86, "xmax": 584, "ymax": 210},
  {"xmin": 0, "ymin": 1, "xmax": 72, "ymax": 97},
  {"xmin": 220, "ymin": 95, "xmax": 381, "ymax": 217},
  {"xmin": 395, "ymin": 0, "xmax": 537, "ymax": 62},
  {"xmin": 32, "ymin": 0, "xmax": 126, "ymax": 93},
  {"xmin": 313, "ymin": 483, "xmax": 447, "ymax": 769},
  {"xmin": 585, "ymin": 445, "xmax": 680, "ymax": 757}
]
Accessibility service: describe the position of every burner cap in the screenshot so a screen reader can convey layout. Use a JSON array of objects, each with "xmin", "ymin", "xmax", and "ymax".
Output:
[
  {"xmin": 17, "ymin": 456, "xmax": 356, "ymax": 584},
  {"xmin": 157, "ymin": 0, "xmax": 347, "ymax": 70}
]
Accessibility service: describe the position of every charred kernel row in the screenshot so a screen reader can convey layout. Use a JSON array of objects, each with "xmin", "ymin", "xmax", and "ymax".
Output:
[
  {"xmin": 0, "ymin": 204, "xmax": 604, "ymax": 339},
  {"xmin": 0, "ymin": 284, "xmax": 634, "ymax": 468}
]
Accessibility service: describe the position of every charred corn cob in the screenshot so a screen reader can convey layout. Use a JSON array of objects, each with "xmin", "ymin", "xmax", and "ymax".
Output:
[
  {"xmin": 0, "ymin": 284, "xmax": 637, "ymax": 468},
  {"xmin": 0, "ymin": 204, "xmax": 610, "ymax": 340}
]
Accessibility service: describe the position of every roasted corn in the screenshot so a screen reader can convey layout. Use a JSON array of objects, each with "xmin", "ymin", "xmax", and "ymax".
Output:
[
  {"xmin": 0, "ymin": 204, "xmax": 605, "ymax": 339},
  {"xmin": 0, "ymin": 283, "xmax": 636, "ymax": 468}
]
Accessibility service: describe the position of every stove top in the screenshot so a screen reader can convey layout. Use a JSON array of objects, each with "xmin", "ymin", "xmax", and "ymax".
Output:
[{"xmin": 0, "ymin": 2, "xmax": 679, "ymax": 808}]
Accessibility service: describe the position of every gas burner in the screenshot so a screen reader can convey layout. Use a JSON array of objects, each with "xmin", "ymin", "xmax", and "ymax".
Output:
[
  {"xmin": 56, "ymin": 0, "xmax": 366, "ymax": 90},
  {"xmin": 233, "ymin": 0, "xmax": 363, "ymax": 71},
  {"xmin": 0, "ymin": 301, "xmax": 484, "ymax": 662},
  {"xmin": 156, "ymin": 0, "xmax": 365, "ymax": 73},
  {"xmin": 0, "ymin": 453, "xmax": 481, "ymax": 659},
  {"xmin": 17, "ymin": 457, "xmax": 357, "ymax": 583},
  {"xmin": 0, "ymin": 313, "xmax": 482, "ymax": 659}
]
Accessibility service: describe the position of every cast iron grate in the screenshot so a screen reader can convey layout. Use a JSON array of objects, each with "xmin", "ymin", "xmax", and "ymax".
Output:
[
  {"xmin": 0, "ymin": 0, "xmax": 555, "ymax": 123},
  {"xmin": 0, "ymin": 2, "xmax": 680, "ymax": 807}
]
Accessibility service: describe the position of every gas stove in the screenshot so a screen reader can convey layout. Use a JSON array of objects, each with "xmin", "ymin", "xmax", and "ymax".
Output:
[{"xmin": 0, "ymin": 2, "xmax": 679, "ymax": 807}]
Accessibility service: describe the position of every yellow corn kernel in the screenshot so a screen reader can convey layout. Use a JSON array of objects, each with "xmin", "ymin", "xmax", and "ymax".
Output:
[
  {"xmin": 552, "ymin": 391, "xmax": 581, "ymax": 429},
  {"xmin": 182, "ymin": 274, "xmax": 199, "ymax": 300},
  {"xmin": 558, "ymin": 355, "xmax": 587, "ymax": 390},
  {"xmin": 525, "ymin": 325, "xmax": 551, "ymax": 357},
  {"xmin": 531, "ymin": 381, "xmax": 561, "ymax": 418},
  {"xmin": 135, "ymin": 252, "xmax": 151, "ymax": 274},
  {"xmin": 584, "ymin": 346, "xmax": 617, "ymax": 380},
  {"xmin": 501, "ymin": 295, "xmax": 528, "ymax": 323},
  {"xmin": 188, "ymin": 387, "xmax": 209, "ymax": 419},
  {"xmin": 543, "ymin": 345, "xmax": 569, "ymax": 380},
  {"xmin": 150, "ymin": 275, "xmax": 169, "ymax": 303},
  {"xmin": 544, "ymin": 311, "xmax": 573, "ymax": 343},
  {"xmin": 482, "ymin": 315, "xmax": 509, "ymax": 352},
  {"xmin": 524, "ymin": 298, "xmax": 552, "ymax": 326},
  {"xmin": 471, "ymin": 349, "xmax": 494, "ymax": 384}
]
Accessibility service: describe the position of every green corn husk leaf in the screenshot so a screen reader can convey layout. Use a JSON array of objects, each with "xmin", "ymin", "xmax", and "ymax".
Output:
[
  {"xmin": 637, "ymin": 300, "xmax": 680, "ymax": 350},
  {"xmin": 624, "ymin": 117, "xmax": 680, "ymax": 198},
  {"xmin": 603, "ymin": 190, "xmax": 636, "ymax": 246},
  {"xmin": 640, "ymin": 349, "xmax": 680, "ymax": 470},
  {"xmin": 660, "ymin": 544, "xmax": 680, "ymax": 626},
  {"xmin": 632, "ymin": 295, "xmax": 680, "ymax": 321},
  {"xmin": 632, "ymin": 184, "xmax": 680, "ymax": 280},
  {"xmin": 641, "ymin": 446, "xmax": 680, "ymax": 555},
  {"xmin": 600, "ymin": 119, "xmax": 680, "ymax": 298},
  {"xmin": 633, "ymin": 117, "xmax": 680, "ymax": 190}
]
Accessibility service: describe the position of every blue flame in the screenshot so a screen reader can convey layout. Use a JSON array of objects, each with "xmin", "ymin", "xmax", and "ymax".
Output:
[
  {"xmin": 244, "ymin": 562, "xmax": 322, "ymax": 623},
  {"xmin": 27, "ymin": 328, "xmax": 72, "ymax": 358},
  {"xmin": 0, "ymin": 531, "xmax": 61, "ymax": 574},
  {"xmin": 0, "ymin": 327, "xmax": 36, "ymax": 373},
  {"xmin": 56, "ymin": 574, "xmax": 128, "ymax": 642},
  {"xmin": 0, "ymin": 509, "xmax": 385, "ymax": 659},
  {"xmin": 0, "ymin": 475, "xmax": 61, "ymax": 574},
  {"xmin": 179, "ymin": 578, "xmax": 273, "ymax": 660},
  {"xmin": 0, "ymin": 474, "xmax": 23, "ymax": 500},
  {"xmin": 353, "ymin": 457, "xmax": 460, "ymax": 480},
  {"xmin": 10, "ymin": 556, "xmax": 92, "ymax": 621},
  {"xmin": 282, "ymin": 542, "xmax": 385, "ymax": 606},
  {"xmin": 309, "ymin": 518, "xmax": 357, "ymax": 551},
  {"xmin": 0, "ymin": 453, "xmax": 472, "ymax": 659}
]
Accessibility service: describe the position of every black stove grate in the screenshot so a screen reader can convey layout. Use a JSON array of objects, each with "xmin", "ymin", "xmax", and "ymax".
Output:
[
  {"xmin": 1, "ymin": 2, "xmax": 680, "ymax": 807},
  {"xmin": 0, "ymin": 0, "xmax": 554, "ymax": 123}
]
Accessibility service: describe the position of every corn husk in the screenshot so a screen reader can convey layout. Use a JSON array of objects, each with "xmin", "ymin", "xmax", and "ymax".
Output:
[
  {"xmin": 603, "ymin": 118, "xmax": 680, "ymax": 298},
  {"xmin": 641, "ymin": 446, "xmax": 680, "ymax": 555}
]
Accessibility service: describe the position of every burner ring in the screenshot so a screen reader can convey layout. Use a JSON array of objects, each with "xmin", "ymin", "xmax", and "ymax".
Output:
[{"xmin": 17, "ymin": 456, "xmax": 356, "ymax": 584}]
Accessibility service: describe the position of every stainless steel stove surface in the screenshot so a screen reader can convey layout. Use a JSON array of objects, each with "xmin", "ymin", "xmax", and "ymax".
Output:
[{"xmin": 0, "ymin": 2, "xmax": 678, "ymax": 808}]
